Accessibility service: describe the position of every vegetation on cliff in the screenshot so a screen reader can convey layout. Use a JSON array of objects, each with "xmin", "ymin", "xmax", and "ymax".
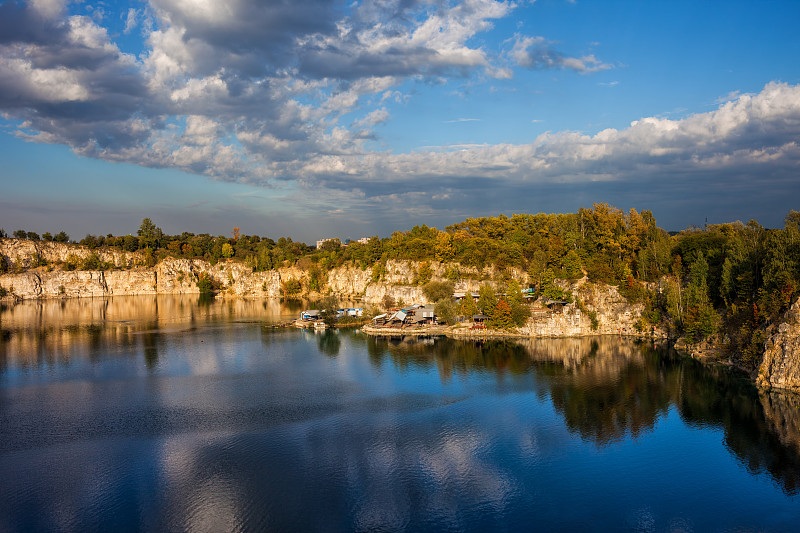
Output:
[{"xmin": 3, "ymin": 206, "xmax": 800, "ymax": 368}]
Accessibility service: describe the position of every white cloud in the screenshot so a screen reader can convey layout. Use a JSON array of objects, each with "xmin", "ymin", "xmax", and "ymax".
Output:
[
  {"xmin": 0, "ymin": 1, "xmax": 798, "ymax": 229},
  {"xmin": 510, "ymin": 34, "xmax": 612, "ymax": 73},
  {"xmin": 123, "ymin": 8, "xmax": 140, "ymax": 34}
]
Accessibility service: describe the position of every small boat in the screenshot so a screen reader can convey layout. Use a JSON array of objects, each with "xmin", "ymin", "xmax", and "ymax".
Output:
[{"xmin": 313, "ymin": 321, "xmax": 327, "ymax": 330}]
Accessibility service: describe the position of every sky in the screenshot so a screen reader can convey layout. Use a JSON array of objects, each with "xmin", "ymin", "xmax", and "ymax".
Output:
[{"xmin": 1, "ymin": 0, "xmax": 799, "ymax": 243}]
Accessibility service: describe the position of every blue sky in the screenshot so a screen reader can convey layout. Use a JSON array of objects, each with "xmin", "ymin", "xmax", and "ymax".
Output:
[{"xmin": 1, "ymin": 0, "xmax": 799, "ymax": 243}]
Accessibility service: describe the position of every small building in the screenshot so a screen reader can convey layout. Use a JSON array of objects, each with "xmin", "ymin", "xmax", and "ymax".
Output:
[
  {"xmin": 301, "ymin": 310, "xmax": 321, "ymax": 320},
  {"xmin": 472, "ymin": 314, "xmax": 488, "ymax": 329}
]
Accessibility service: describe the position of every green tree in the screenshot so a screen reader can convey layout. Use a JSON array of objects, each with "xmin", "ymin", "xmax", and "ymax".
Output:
[
  {"xmin": 682, "ymin": 253, "xmax": 717, "ymax": 342},
  {"xmin": 422, "ymin": 280, "xmax": 454, "ymax": 303},
  {"xmin": 196, "ymin": 272, "xmax": 217, "ymax": 293},
  {"xmin": 561, "ymin": 249, "xmax": 583, "ymax": 279},
  {"xmin": 460, "ymin": 292, "xmax": 478, "ymax": 319},
  {"xmin": 318, "ymin": 295, "xmax": 340, "ymax": 327},
  {"xmin": 415, "ymin": 261, "xmax": 433, "ymax": 285},
  {"xmin": 477, "ymin": 284, "xmax": 497, "ymax": 317},
  {"xmin": 82, "ymin": 253, "xmax": 102, "ymax": 270},
  {"xmin": 221, "ymin": 242, "xmax": 234, "ymax": 258},
  {"xmin": 434, "ymin": 298, "xmax": 459, "ymax": 325},
  {"xmin": 137, "ymin": 218, "xmax": 163, "ymax": 250},
  {"xmin": 282, "ymin": 278, "xmax": 302, "ymax": 298}
]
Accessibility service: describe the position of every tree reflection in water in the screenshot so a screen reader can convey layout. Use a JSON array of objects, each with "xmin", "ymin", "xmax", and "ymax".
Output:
[{"xmin": 367, "ymin": 334, "xmax": 800, "ymax": 494}]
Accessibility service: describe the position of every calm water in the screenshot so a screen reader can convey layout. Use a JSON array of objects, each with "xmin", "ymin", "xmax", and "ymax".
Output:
[{"xmin": 1, "ymin": 296, "xmax": 799, "ymax": 532}]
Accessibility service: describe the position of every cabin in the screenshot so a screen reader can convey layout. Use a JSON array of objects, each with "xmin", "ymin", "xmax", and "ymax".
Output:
[
  {"xmin": 301, "ymin": 310, "xmax": 321, "ymax": 320},
  {"xmin": 403, "ymin": 305, "xmax": 436, "ymax": 325},
  {"xmin": 472, "ymin": 314, "xmax": 488, "ymax": 329}
]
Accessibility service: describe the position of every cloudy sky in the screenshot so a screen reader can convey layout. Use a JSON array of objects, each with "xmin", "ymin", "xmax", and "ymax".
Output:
[{"xmin": 1, "ymin": 0, "xmax": 799, "ymax": 242}]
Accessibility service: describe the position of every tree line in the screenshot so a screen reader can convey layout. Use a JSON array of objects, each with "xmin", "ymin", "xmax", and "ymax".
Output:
[{"xmin": 3, "ymin": 206, "xmax": 800, "ymax": 368}]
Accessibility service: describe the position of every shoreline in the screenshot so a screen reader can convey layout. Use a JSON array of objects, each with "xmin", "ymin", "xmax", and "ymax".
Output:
[{"xmin": 361, "ymin": 323, "xmax": 667, "ymax": 341}]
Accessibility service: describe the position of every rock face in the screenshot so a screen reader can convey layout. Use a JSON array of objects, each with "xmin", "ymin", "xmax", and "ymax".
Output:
[
  {"xmin": 1, "ymin": 240, "xmax": 657, "ymax": 339},
  {"xmin": 758, "ymin": 298, "xmax": 800, "ymax": 392},
  {"xmin": 520, "ymin": 280, "xmax": 660, "ymax": 338},
  {"xmin": 0, "ymin": 238, "xmax": 141, "ymax": 269}
]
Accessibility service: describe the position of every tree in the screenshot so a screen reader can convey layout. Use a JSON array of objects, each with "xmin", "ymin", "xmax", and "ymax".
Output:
[
  {"xmin": 221, "ymin": 242, "xmax": 234, "ymax": 258},
  {"xmin": 434, "ymin": 298, "xmax": 459, "ymax": 325},
  {"xmin": 282, "ymin": 278, "xmax": 302, "ymax": 298},
  {"xmin": 53, "ymin": 231, "xmax": 70, "ymax": 243},
  {"xmin": 504, "ymin": 279, "xmax": 530, "ymax": 326},
  {"xmin": 13, "ymin": 230, "xmax": 26, "ymax": 239},
  {"xmin": 422, "ymin": 280, "xmax": 454, "ymax": 303},
  {"xmin": 137, "ymin": 218, "xmax": 163, "ymax": 250},
  {"xmin": 434, "ymin": 231, "xmax": 455, "ymax": 262},
  {"xmin": 318, "ymin": 295, "xmax": 340, "ymax": 327},
  {"xmin": 489, "ymin": 299, "xmax": 515, "ymax": 330},
  {"xmin": 196, "ymin": 272, "xmax": 217, "ymax": 293},
  {"xmin": 320, "ymin": 238, "xmax": 341, "ymax": 252},
  {"xmin": 561, "ymin": 250, "xmax": 583, "ymax": 279},
  {"xmin": 415, "ymin": 261, "xmax": 433, "ymax": 285},
  {"xmin": 460, "ymin": 292, "xmax": 478, "ymax": 319},
  {"xmin": 477, "ymin": 284, "xmax": 497, "ymax": 317}
]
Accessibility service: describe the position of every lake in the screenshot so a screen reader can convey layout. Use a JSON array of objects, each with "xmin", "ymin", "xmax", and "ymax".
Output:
[{"xmin": 1, "ymin": 295, "xmax": 799, "ymax": 532}]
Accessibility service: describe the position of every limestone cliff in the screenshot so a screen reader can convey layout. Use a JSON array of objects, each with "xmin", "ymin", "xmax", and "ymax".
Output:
[
  {"xmin": 0, "ymin": 237, "xmax": 141, "ymax": 269},
  {"xmin": 758, "ymin": 297, "xmax": 800, "ymax": 392},
  {"xmin": 521, "ymin": 280, "xmax": 655, "ymax": 338},
  {"xmin": 2, "ymin": 240, "xmax": 654, "ymax": 340}
]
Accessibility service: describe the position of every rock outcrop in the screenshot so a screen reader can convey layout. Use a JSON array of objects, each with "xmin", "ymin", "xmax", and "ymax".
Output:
[
  {"xmin": 522, "ymin": 281, "xmax": 654, "ymax": 337},
  {"xmin": 758, "ymin": 297, "xmax": 800, "ymax": 392},
  {"xmin": 0, "ymin": 238, "xmax": 141, "ymax": 269},
  {"xmin": 2, "ymin": 239, "xmax": 658, "ymax": 340}
]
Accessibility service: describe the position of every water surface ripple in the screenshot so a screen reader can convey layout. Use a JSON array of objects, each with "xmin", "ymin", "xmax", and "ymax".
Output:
[{"xmin": 1, "ymin": 296, "xmax": 799, "ymax": 532}]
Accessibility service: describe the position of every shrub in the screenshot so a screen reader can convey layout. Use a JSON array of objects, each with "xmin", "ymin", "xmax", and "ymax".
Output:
[
  {"xmin": 434, "ymin": 298, "xmax": 459, "ymax": 325},
  {"xmin": 282, "ymin": 278, "xmax": 302, "ymax": 298},
  {"xmin": 196, "ymin": 273, "xmax": 219, "ymax": 293},
  {"xmin": 422, "ymin": 280, "xmax": 454, "ymax": 303}
]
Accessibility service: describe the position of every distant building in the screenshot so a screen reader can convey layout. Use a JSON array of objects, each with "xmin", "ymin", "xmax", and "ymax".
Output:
[
  {"xmin": 316, "ymin": 238, "xmax": 337, "ymax": 249},
  {"xmin": 356, "ymin": 237, "xmax": 371, "ymax": 245}
]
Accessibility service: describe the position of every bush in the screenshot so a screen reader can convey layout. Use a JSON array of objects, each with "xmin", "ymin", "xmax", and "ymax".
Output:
[
  {"xmin": 422, "ymin": 280, "xmax": 454, "ymax": 303},
  {"xmin": 196, "ymin": 273, "xmax": 219, "ymax": 293},
  {"xmin": 82, "ymin": 253, "xmax": 102, "ymax": 270},
  {"xmin": 282, "ymin": 278, "xmax": 302, "ymax": 298},
  {"xmin": 434, "ymin": 298, "xmax": 459, "ymax": 325},
  {"xmin": 415, "ymin": 261, "xmax": 433, "ymax": 285},
  {"xmin": 64, "ymin": 254, "xmax": 79, "ymax": 271},
  {"xmin": 381, "ymin": 294, "xmax": 396, "ymax": 310}
]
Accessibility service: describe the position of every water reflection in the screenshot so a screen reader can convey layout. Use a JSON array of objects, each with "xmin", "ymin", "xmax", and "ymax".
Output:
[
  {"xmin": 0, "ymin": 295, "xmax": 293, "ymax": 372},
  {"xmin": 368, "ymin": 334, "xmax": 800, "ymax": 494},
  {"xmin": 2, "ymin": 299, "xmax": 800, "ymax": 532}
]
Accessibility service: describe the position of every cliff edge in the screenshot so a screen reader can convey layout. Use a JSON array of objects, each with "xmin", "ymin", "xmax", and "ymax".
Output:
[{"xmin": 758, "ymin": 297, "xmax": 800, "ymax": 392}]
